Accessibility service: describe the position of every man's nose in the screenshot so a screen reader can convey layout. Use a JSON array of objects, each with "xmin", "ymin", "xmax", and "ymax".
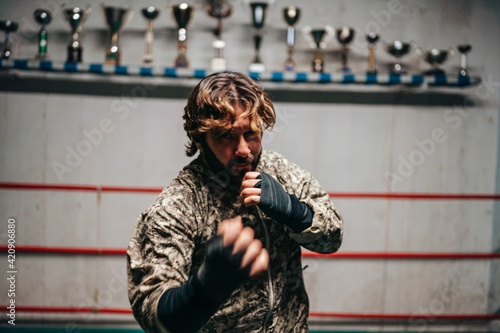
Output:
[{"xmin": 235, "ymin": 136, "xmax": 251, "ymax": 156}]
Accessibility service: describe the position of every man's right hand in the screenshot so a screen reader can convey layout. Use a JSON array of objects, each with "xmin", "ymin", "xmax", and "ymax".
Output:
[
  {"xmin": 197, "ymin": 216, "xmax": 269, "ymax": 304},
  {"xmin": 218, "ymin": 216, "xmax": 269, "ymax": 277}
]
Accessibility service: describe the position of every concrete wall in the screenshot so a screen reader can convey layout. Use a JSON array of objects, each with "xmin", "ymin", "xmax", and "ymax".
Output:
[{"xmin": 0, "ymin": 0, "xmax": 499, "ymax": 331}]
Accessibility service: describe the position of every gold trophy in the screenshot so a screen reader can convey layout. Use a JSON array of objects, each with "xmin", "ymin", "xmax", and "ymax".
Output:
[
  {"xmin": 61, "ymin": 5, "xmax": 91, "ymax": 63},
  {"xmin": 206, "ymin": 0, "xmax": 232, "ymax": 71},
  {"xmin": 336, "ymin": 26, "xmax": 355, "ymax": 73},
  {"xmin": 283, "ymin": 6, "xmax": 301, "ymax": 71},
  {"xmin": 303, "ymin": 26, "xmax": 333, "ymax": 73},
  {"xmin": 102, "ymin": 5, "xmax": 133, "ymax": 65},
  {"xmin": 248, "ymin": 1, "xmax": 269, "ymax": 73},
  {"xmin": 422, "ymin": 48, "xmax": 454, "ymax": 76},
  {"xmin": 170, "ymin": 3, "xmax": 194, "ymax": 68},
  {"xmin": 386, "ymin": 40, "xmax": 411, "ymax": 74},
  {"xmin": 141, "ymin": 6, "xmax": 160, "ymax": 66},
  {"xmin": 366, "ymin": 32, "xmax": 379, "ymax": 74}
]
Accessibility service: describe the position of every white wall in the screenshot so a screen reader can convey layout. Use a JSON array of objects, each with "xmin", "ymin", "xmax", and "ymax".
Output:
[{"xmin": 0, "ymin": 0, "xmax": 499, "ymax": 331}]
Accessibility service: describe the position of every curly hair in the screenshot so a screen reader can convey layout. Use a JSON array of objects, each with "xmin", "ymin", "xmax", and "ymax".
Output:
[{"xmin": 183, "ymin": 72, "xmax": 276, "ymax": 157}]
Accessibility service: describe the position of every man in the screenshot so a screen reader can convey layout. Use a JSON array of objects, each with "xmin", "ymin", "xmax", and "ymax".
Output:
[{"xmin": 127, "ymin": 72, "xmax": 343, "ymax": 332}]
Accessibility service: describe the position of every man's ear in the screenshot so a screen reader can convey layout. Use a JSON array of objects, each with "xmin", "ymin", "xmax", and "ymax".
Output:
[{"xmin": 195, "ymin": 141, "xmax": 203, "ymax": 153}]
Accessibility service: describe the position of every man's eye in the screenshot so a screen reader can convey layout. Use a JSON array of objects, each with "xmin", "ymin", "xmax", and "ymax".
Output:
[
  {"xmin": 215, "ymin": 132, "xmax": 234, "ymax": 140},
  {"xmin": 245, "ymin": 131, "xmax": 260, "ymax": 140}
]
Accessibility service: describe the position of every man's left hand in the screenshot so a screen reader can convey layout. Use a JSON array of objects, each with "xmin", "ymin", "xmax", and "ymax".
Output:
[{"xmin": 240, "ymin": 171, "xmax": 261, "ymax": 206}]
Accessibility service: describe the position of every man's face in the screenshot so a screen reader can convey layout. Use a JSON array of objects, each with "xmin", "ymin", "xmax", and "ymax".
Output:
[{"xmin": 204, "ymin": 105, "xmax": 262, "ymax": 179}]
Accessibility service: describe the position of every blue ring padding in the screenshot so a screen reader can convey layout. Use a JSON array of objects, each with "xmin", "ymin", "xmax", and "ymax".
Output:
[
  {"xmin": 457, "ymin": 75, "xmax": 470, "ymax": 86},
  {"xmin": 63, "ymin": 62, "xmax": 78, "ymax": 72},
  {"xmin": 89, "ymin": 64, "xmax": 103, "ymax": 73},
  {"xmin": 319, "ymin": 73, "xmax": 331, "ymax": 83},
  {"xmin": 115, "ymin": 65, "xmax": 128, "ymax": 75},
  {"xmin": 366, "ymin": 73, "xmax": 378, "ymax": 84},
  {"xmin": 13, "ymin": 59, "xmax": 28, "ymax": 69},
  {"xmin": 164, "ymin": 68, "xmax": 177, "ymax": 77},
  {"xmin": 39, "ymin": 60, "xmax": 53, "ymax": 71},
  {"xmin": 295, "ymin": 72, "xmax": 307, "ymax": 82},
  {"xmin": 388, "ymin": 74, "xmax": 401, "ymax": 84},
  {"xmin": 433, "ymin": 74, "xmax": 447, "ymax": 85},
  {"xmin": 271, "ymin": 72, "xmax": 284, "ymax": 82},
  {"xmin": 193, "ymin": 69, "xmax": 206, "ymax": 78},
  {"xmin": 248, "ymin": 72, "xmax": 260, "ymax": 80},
  {"xmin": 411, "ymin": 75, "xmax": 424, "ymax": 85},
  {"xmin": 139, "ymin": 67, "xmax": 153, "ymax": 76},
  {"xmin": 342, "ymin": 74, "xmax": 355, "ymax": 83}
]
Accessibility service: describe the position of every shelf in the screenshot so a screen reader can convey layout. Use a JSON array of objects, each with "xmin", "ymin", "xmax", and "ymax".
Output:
[
  {"xmin": 0, "ymin": 58, "xmax": 482, "ymax": 106},
  {"xmin": 0, "ymin": 58, "xmax": 481, "ymax": 87}
]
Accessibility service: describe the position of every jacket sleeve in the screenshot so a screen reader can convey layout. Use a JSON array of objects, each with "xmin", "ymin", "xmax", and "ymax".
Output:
[
  {"xmin": 127, "ymin": 182, "xmax": 202, "ymax": 333},
  {"xmin": 275, "ymin": 158, "xmax": 343, "ymax": 254}
]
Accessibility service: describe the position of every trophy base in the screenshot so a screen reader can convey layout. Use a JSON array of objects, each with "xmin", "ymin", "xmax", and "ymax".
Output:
[
  {"xmin": 423, "ymin": 68, "xmax": 446, "ymax": 77},
  {"xmin": 105, "ymin": 51, "xmax": 120, "ymax": 66},
  {"xmin": 211, "ymin": 58, "xmax": 227, "ymax": 72},
  {"xmin": 312, "ymin": 59, "xmax": 324, "ymax": 73},
  {"xmin": 249, "ymin": 62, "xmax": 265, "ymax": 73},
  {"xmin": 1, "ymin": 48, "xmax": 12, "ymax": 60},
  {"xmin": 142, "ymin": 54, "xmax": 154, "ymax": 66},
  {"xmin": 36, "ymin": 53, "xmax": 48, "ymax": 60},
  {"xmin": 284, "ymin": 60, "xmax": 295, "ymax": 72},
  {"xmin": 341, "ymin": 66, "xmax": 352, "ymax": 74},
  {"xmin": 175, "ymin": 55, "xmax": 189, "ymax": 68},
  {"xmin": 67, "ymin": 46, "xmax": 82, "ymax": 63}
]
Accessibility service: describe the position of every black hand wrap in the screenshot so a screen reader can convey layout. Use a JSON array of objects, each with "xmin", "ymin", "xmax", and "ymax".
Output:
[
  {"xmin": 157, "ymin": 235, "xmax": 250, "ymax": 333},
  {"xmin": 196, "ymin": 235, "xmax": 251, "ymax": 304},
  {"xmin": 255, "ymin": 173, "xmax": 313, "ymax": 232}
]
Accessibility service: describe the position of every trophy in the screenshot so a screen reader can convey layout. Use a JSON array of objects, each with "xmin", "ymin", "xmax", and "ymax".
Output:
[
  {"xmin": 303, "ymin": 26, "xmax": 333, "ymax": 73},
  {"xmin": 457, "ymin": 44, "xmax": 471, "ymax": 77},
  {"xmin": 366, "ymin": 32, "xmax": 379, "ymax": 74},
  {"xmin": 33, "ymin": 9, "xmax": 52, "ymax": 59},
  {"xmin": 248, "ymin": 1, "xmax": 269, "ymax": 73},
  {"xmin": 206, "ymin": 0, "xmax": 232, "ymax": 71},
  {"xmin": 141, "ymin": 6, "xmax": 160, "ymax": 66},
  {"xmin": 62, "ymin": 5, "xmax": 91, "ymax": 63},
  {"xmin": 422, "ymin": 48, "xmax": 454, "ymax": 76},
  {"xmin": 386, "ymin": 40, "xmax": 411, "ymax": 74},
  {"xmin": 283, "ymin": 6, "xmax": 301, "ymax": 71},
  {"xmin": 0, "ymin": 20, "xmax": 18, "ymax": 59},
  {"xmin": 336, "ymin": 26, "xmax": 355, "ymax": 73},
  {"xmin": 170, "ymin": 3, "xmax": 194, "ymax": 68},
  {"xmin": 102, "ymin": 5, "xmax": 133, "ymax": 65}
]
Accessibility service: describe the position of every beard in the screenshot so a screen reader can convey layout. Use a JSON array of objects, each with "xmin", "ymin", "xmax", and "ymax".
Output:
[{"xmin": 200, "ymin": 141, "xmax": 261, "ymax": 182}]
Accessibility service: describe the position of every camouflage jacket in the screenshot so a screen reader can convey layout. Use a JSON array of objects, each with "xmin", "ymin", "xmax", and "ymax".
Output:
[{"xmin": 127, "ymin": 150, "xmax": 343, "ymax": 333}]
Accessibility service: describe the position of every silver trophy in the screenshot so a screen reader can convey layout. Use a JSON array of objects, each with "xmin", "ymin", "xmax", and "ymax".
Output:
[
  {"xmin": 248, "ymin": 1, "xmax": 269, "ymax": 73},
  {"xmin": 206, "ymin": 0, "xmax": 232, "ymax": 71},
  {"xmin": 386, "ymin": 40, "xmax": 411, "ymax": 74},
  {"xmin": 0, "ymin": 20, "xmax": 18, "ymax": 59},
  {"xmin": 102, "ymin": 5, "xmax": 133, "ymax": 65},
  {"xmin": 170, "ymin": 3, "xmax": 194, "ymax": 68},
  {"xmin": 336, "ymin": 26, "xmax": 355, "ymax": 73},
  {"xmin": 62, "ymin": 5, "xmax": 91, "ymax": 63},
  {"xmin": 457, "ymin": 44, "xmax": 471, "ymax": 77},
  {"xmin": 283, "ymin": 6, "xmax": 301, "ymax": 71},
  {"xmin": 34, "ymin": 9, "xmax": 52, "ymax": 59},
  {"xmin": 423, "ymin": 48, "xmax": 454, "ymax": 76},
  {"xmin": 303, "ymin": 26, "xmax": 333, "ymax": 73},
  {"xmin": 141, "ymin": 6, "xmax": 160, "ymax": 66},
  {"xmin": 366, "ymin": 32, "xmax": 379, "ymax": 74}
]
